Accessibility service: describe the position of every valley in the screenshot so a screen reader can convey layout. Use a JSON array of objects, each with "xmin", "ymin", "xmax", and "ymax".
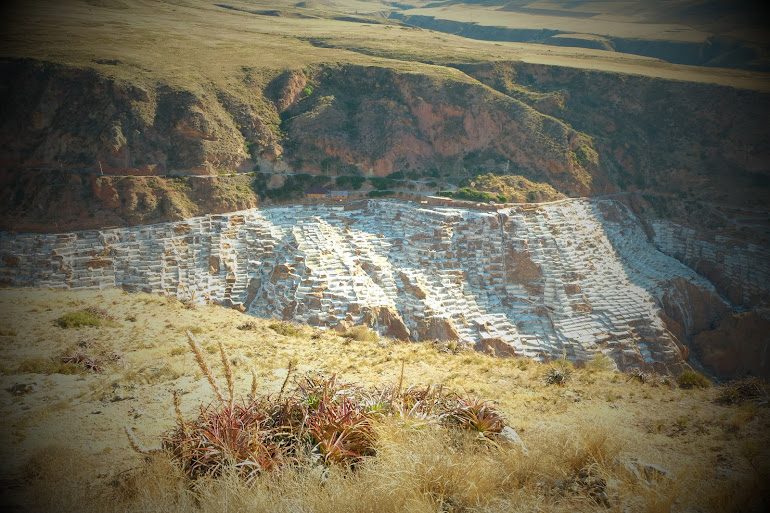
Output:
[{"xmin": 1, "ymin": 1, "xmax": 769, "ymax": 510}]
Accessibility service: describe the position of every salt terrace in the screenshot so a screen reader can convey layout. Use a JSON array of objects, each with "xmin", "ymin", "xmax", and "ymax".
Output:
[{"xmin": 2, "ymin": 198, "xmax": 761, "ymax": 372}]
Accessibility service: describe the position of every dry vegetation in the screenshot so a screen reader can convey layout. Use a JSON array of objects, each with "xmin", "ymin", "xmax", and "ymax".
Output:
[{"xmin": 0, "ymin": 287, "xmax": 768, "ymax": 511}]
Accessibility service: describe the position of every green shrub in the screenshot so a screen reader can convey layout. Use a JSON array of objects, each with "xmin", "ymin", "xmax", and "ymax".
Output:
[
  {"xmin": 55, "ymin": 308, "xmax": 116, "ymax": 328},
  {"xmin": 162, "ymin": 361, "xmax": 511, "ymax": 482},
  {"xmin": 269, "ymin": 322, "xmax": 300, "ymax": 337},
  {"xmin": 676, "ymin": 369, "xmax": 712, "ymax": 389},
  {"xmin": 369, "ymin": 177, "xmax": 394, "ymax": 190},
  {"xmin": 335, "ymin": 175, "xmax": 365, "ymax": 190},
  {"xmin": 586, "ymin": 353, "xmax": 614, "ymax": 373}
]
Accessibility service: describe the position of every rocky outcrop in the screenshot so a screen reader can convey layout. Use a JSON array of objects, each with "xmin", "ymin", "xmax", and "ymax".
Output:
[
  {"xmin": 417, "ymin": 317, "xmax": 461, "ymax": 342},
  {"xmin": 0, "ymin": 59, "xmax": 282, "ymax": 175},
  {"xmin": 0, "ymin": 170, "xmax": 258, "ymax": 232},
  {"xmin": 461, "ymin": 61, "xmax": 770, "ymax": 209},
  {"xmin": 692, "ymin": 311, "xmax": 770, "ymax": 379},
  {"xmin": 362, "ymin": 306, "xmax": 411, "ymax": 341}
]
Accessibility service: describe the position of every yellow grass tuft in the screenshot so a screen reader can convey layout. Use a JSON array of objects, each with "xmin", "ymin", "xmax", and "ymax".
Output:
[
  {"xmin": 186, "ymin": 330, "xmax": 226, "ymax": 404},
  {"xmin": 217, "ymin": 339, "xmax": 235, "ymax": 410}
]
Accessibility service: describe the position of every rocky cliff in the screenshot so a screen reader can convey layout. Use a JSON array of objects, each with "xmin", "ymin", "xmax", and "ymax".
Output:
[
  {"xmin": 3, "ymin": 57, "xmax": 768, "ymax": 206},
  {"xmin": 0, "ymin": 59, "xmax": 282, "ymax": 175}
]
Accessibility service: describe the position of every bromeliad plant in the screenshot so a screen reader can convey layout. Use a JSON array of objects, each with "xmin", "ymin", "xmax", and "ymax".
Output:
[
  {"xmin": 152, "ymin": 333, "xmax": 512, "ymax": 482},
  {"xmin": 442, "ymin": 395, "xmax": 506, "ymax": 437}
]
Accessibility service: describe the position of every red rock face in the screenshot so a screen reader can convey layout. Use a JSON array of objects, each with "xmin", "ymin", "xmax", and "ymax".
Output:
[
  {"xmin": 692, "ymin": 312, "xmax": 770, "ymax": 379},
  {"xmin": 279, "ymin": 65, "xmax": 602, "ymax": 194}
]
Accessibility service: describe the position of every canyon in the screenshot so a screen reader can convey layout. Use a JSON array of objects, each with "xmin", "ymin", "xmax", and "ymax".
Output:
[{"xmin": 1, "ymin": 0, "xmax": 769, "ymax": 380}]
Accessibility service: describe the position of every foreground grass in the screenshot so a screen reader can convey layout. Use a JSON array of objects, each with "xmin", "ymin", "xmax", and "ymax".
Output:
[{"xmin": 0, "ymin": 287, "xmax": 769, "ymax": 512}]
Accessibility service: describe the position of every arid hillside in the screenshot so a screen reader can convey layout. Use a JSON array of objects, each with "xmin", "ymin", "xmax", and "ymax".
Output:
[
  {"xmin": 0, "ymin": 288, "xmax": 768, "ymax": 512},
  {"xmin": 1, "ymin": 0, "xmax": 769, "ymax": 235}
]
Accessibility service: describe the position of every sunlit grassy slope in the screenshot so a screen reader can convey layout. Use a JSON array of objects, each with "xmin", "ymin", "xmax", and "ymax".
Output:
[
  {"xmin": 2, "ymin": 0, "xmax": 769, "ymax": 92},
  {"xmin": 0, "ymin": 288, "xmax": 768, "ymax": 511}
]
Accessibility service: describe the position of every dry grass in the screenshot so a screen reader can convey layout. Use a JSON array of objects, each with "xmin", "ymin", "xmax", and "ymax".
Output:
[{"xmin": 1, "ymin": 287, "xmax": 769, "ymax": 512}]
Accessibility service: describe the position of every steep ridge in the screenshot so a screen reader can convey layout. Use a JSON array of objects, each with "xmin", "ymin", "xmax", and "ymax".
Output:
[
  {"xmin": 0, "ymin": 59, "xmax": 605, "ymax": 196},
  {"xmin": 2, "ymin": 58, "xmax": 768, "ymax": 225},
  {"xmin": 276, "ymin": 64, "xmax": 604, "ymax": 193},
  {"xmin": 459, "ymin": 61, "xmax": 770, "ymax": 207},
  {"xmin": 4, "ymin": 199, "xmax": 764, "ymax": 377}
]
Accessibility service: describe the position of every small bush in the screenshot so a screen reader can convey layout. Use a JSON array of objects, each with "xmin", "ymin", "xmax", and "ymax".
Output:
[
  {"xmin": 442, "ymin": 395, "xmax": 506, "ymax": 436},
  {"xmin": 716, "ymin": 377, "xmax": 769, "ymax": 405},
  {"xmin": 55, "ymin": 308, "xmax": 116, "ymax": 329},
  {"xmin": 60, "ymin": 351, "xmax": 105, "ymax": 373},
  {"xmin": 156, "ymin": 337, "xmax": 513, "ymax": 483},
  {"xmin": 586, "ymin": 353, "xmax": 614, "ymax": 373},
  {"xmin": 544, "ymin": 367, "xmax": 571, "ymax": 386},
  {"xmin": 269, "ymin": 322, "xmax": 300, "ymax": 337},
  {"xmin": 335, "ymin": 175, "xmax": 365, "ymax": 190},
  {"xmin": 626, "ymin": 369, "xmax": 653, "ymax": 384},
  {"xmin": 676, "ymin": 370, "xmax": 712, "ymax": 389},
  {"xmin": 343, "ymin": 325, "xmax": 378, "ymax": 342},
  {"xmin": 237, "ymin": 321, "xmax": 259, "ymax": 331}
]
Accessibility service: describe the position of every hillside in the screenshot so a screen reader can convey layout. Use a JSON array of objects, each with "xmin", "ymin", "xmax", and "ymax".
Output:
[
  {"xmin": 1, "ymin": 2, "xmax": 770, "ymax": 509},
  {"xmin": 0, "ymin": 287, "xmax": 768, "ymax": 511},
  {"xmin": 1, "ymin": 0, "xmax": 769, "ymax": 235}
]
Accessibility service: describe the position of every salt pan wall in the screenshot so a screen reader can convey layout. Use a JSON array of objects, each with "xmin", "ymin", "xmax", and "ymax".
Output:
[{"xmin": 0, "ymin": 199, "xmax": 740, "ymax": 372}]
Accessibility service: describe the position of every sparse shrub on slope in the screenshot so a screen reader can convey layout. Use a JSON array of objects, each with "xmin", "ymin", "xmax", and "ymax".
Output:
[
  {"xmin": 717, "ymin": 377, "xmax": 769, "ymax": 405},
  {"xmin": 342, "ymin": 324, "xmax": 378, "ymax": 342},
  {"xmin": 55, "ymin": 307, "xmax": 117, "ymax": 328},
  {"xmin": 156, "ymin": 332, "xmax": 511, "ymax": 482},
  {"xmin": 585, "ymin": 353, "xmax": 614, "ymax": 373},
  {"xmin": 544, "ymin": 367, "xmax": 571, "ymax": 386},
  {"xmin": 676, "ymin": 369, "xmax": 712, "ymax": 389},
  {"xmin": 442, "ymin": 395, "xmax": 506, "ymax": 437},
  {"xmin": 268, "ymin": 321, "xmax": 300, "ymax": 337}
]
